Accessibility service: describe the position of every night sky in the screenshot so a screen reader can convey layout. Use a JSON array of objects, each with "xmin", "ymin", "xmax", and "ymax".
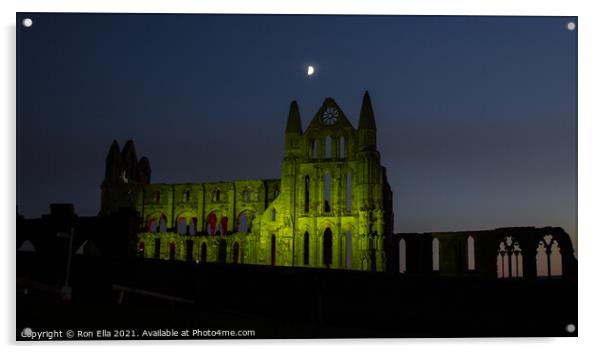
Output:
[{"xmin": 16, "ymin": 14, "xmax": 577, "ymax": 246}]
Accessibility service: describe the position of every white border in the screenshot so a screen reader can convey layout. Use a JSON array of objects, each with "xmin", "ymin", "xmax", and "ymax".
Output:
[{"xmin": 3, "ymin": 0, "xmax": 600, "ymax": 353}]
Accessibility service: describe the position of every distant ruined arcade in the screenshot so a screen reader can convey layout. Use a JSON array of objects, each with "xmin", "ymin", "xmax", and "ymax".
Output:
[{"xmin": 100, "ymin": 92, "xmax": 576, "ymax": 279}]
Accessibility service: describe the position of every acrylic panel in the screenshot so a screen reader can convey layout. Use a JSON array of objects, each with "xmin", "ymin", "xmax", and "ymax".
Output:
[{"xmin": 16, "ymin": 13, "xmax": 577, "ymax": 340}]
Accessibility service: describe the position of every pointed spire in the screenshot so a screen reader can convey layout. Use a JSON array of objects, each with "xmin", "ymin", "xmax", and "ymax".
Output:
[
  {"xmin": 358, "ymin": 91, "xmax": 376, "ymax": 130},
  {"xmin": 106, "ymin": 140, "xmax": 121, "ymax": 163},
  {"xmin": 105, "ymin": 140, "xmax": 124, "ymax": 181},
  {"xmin": 285, "ymin": 100, "xmax": 302, "ymax": 134},
  {"xmin": 121, "ymin": 139, "xmax": 137, "ymax": 159}
]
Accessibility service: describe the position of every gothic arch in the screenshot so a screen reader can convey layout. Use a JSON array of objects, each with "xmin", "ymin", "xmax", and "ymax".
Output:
[
  {"xmin": 536, "ymin": 234, "xmax": 563, "ymax": 278},
  {"xmin": 497, "ymin": 236, "xmax": 523, "ymax": 278},
  {"xmin": 174, "ymin": 210, "xmax": 198, "ymax": 235},
  {"xmin": 220, "ymin": 216, "xmax": 229, "ymax": 235},
  {"xmin": 319, "ymin": 221, "xmax": 337, "ymax": 234},
  {"xmin": 237, "ymin": 210, "xmax": 254, "ymax": 233},
  {"xmin": 146, "ymin": 213, "xmax": 167, "ymax": 233},
  {"xmin": 176, "ymin": 216, "xmax": 187, "ymax": 235},
  {"xmin": 206, "ymin": 211, "xmax": 218, "ymax": 235}
]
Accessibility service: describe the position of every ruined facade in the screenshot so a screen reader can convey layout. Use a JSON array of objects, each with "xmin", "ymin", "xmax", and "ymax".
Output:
[
  {"xmin": 100, "ymin": 92, "xmax": 393, "ymax": 271},
  {"xmin": 100, "ymin": 92, "xmax": 576, "ymax": 278},
  {"xmin": 393, "ymin": 227, "xmax": 577, "ymax": 279}
]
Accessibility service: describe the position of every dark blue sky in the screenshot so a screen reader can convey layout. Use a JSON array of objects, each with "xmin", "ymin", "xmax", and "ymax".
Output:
[{"xmin": 17, "ymin": 14, "xmax": 577, "ymax": 244}]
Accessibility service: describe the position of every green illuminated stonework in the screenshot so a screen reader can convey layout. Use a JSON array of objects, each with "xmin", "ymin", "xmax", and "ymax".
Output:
[{"xmin": 101, "ymin": 92, "xmax": 393, "ymax": 271}]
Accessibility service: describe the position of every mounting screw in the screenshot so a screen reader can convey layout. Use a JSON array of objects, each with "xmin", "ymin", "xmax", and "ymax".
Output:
[
  {"xmin": 566, "ymin": 22, "xmax": 576, "ymax": 31},
  {"xmin": 565, "ymin": 323, "xmax": 576, "ymax": 333},
  {"xmin": 22, "ymin": 18, "xmax": 33, "ymax": 28}
]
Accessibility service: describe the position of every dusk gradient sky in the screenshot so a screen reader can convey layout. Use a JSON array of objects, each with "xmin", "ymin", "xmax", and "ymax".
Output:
[{"xmin": 17, "ymin": 14, "xmax": 577, "ymax": 247}]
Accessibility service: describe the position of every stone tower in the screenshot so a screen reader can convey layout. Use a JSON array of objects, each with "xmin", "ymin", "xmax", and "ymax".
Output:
[
  {"xmin": 259, "ymin": 91, "xmax": 393, "ymax": 271},
  {"xmin": 100, "ymin": 140, "xmax": 152, "ymax": 216}
]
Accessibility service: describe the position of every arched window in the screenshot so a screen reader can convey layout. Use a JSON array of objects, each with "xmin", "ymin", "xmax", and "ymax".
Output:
[
  {"xmin": 345, "ymin": 172, "xmax": 352, "ymax": 212},
  {"xmin": 184, "ymin": 190, "xmax": 190, "ymax": 202},
  {"xmin": 271, "ymin": 234, "xmax": 276, "ymax": 266},
  {"xmin": 154, "ymin": 190, "xmax": 161, "ymax": 203},
  {"xmin": 346, "ymin": 230, "xmax": 352, "ymax": 269},
  {"xmin": 511, "ymin": 243, "xmax": 523, "ymax": 278},
  {"xmin": 304, "ymin": 175, "xmax": 310, "ymax": 213},
  {"xmin": 233, "ymin": 242, "xmax": 240, "ymax": 264},
  {"xmin": 324, "ymin": 172, "xmax": 331, "ymax": 213},
  {"xmin": 312, "ymin": 140, "xmax": 318, "ymax": 159},
  {"xmin": 200, "ymin": 242, "xmax": 207, "ymax": 263},
  {"xmin": 273, "ymin": 187, "xmax": 279, "ymax": 199},
  {"xmin": 399, "ymin": 239, "xmax": 406, "ymax": 273},
  {"xmin": 323, "ymin": 228, "xmax": 333, "ymax": 267},
  {"xmin": 537, "ymin": 235, "xmax": 563, "ymax": 278},
  {"xmin": 550, "ymin": 239, "xmax": 562, "ymax": 277},
  {"xmin": 497, "ymin": 242, "xmax": 506, "ymax": 278},
  {"xmin": 147, "ymin": 218, "xmax": 158, "ymax": 232},
  {"xmin": 138, "ymin": 241, "xmax": 145, "ymax": 258},
  {"xmin": 169, "ymin": 242, "xmax": 176, "ymax": 260},
  {"xmin": 303, "ymin": 232, "xmax": 310, "ymax": 265},
  {"xmin": 271, "ymin": 208, "xmax": 276, "ymax": 221},
  {"xmin": 536, "ymin": 241, "xmax": 547, "ymax": 277},
  {"xmin": 185, "ymin": 240, "xmax": 194, "ymax": 262},
  {"xmin": 245, "ymin": 187, "xmax": 252, "ymax": 202},
  {"xmin": 340, "ymin": 137, "xmax": 346, "ymax": 158},
  {"xmin": 432, "ymin": 238, "xmax": 440, "ymax": 271},
  {"xmin": 325, "ymin": 136, "xmax": 332, "ymax": 158},
  {"xmin": 220, "ymin": 216, "xmax": 228, "ymax": 236},
  {"xmin": 177, "ymin": 217, "xmax": 187, "ymax": 235},
  {"xmin": 206, "ymin": 212, "xmax": 217, "ymax": 235},
  {"xmin": 214, "ymin": 189, "xmax": 221, "ymax": 202},
  {"xmin": 467, "ymin": 236, "xmax": 475, "ymax": 271},
  {"xmin": 238, "ymin": 211, "xmax": 249, "ymax": 233},
  {"xmin": 497, "ymin": 236, "xmax": 523, "ymax": 278}
]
